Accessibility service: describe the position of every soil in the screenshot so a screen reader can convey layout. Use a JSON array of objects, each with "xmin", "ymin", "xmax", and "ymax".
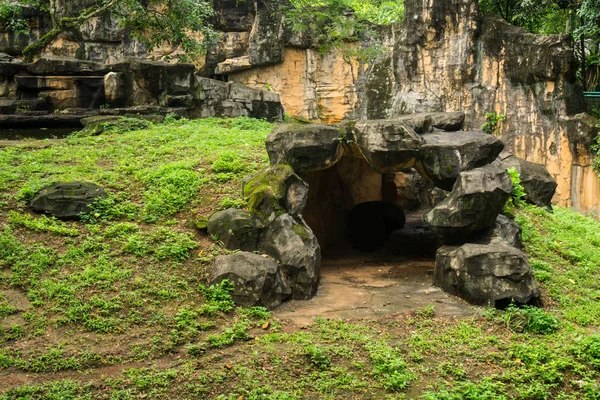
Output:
[{"xmin": 274, "ymin": 243, "xmax": 476, "ymax": 326}]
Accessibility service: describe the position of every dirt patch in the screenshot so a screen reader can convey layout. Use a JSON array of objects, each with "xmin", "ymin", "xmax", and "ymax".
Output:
[
  {"xmin": 1, "ymin": 289, "xmax": 32, "ymax": 312},
  {"xmin": 274, "ymin": 244, "xmax": 476, "ymax": 326}
]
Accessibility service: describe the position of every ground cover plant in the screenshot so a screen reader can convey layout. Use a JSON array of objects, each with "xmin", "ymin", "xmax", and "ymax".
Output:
[{"xmin": 0, "ymin": 117, "xmax": 599, "ymax": 398}]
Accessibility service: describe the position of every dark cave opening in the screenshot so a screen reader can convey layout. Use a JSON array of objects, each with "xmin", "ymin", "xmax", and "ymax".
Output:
[
  {"xmin": 301, "ymin": 156, "xmax": 441, "ymax": 256},
  {"xmin": 346, "ymin": 201, "xmax": 406, "ymax": 252}
]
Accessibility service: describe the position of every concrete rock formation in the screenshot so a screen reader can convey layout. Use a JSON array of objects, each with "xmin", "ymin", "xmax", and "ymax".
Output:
[{"xmin": 209, "ymin": 115, "xmax": 549, "ymax": 308}]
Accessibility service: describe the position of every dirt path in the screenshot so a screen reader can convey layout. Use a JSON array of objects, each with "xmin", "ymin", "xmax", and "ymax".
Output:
[{"xmin": 275, "ymin": 246, "xmax": 476, "ymax": 326}]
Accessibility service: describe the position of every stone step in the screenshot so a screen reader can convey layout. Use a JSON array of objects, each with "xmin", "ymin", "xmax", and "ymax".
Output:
[{"xmin": 15, "ymin": 75, "xmax": 105, "ymax": 90}]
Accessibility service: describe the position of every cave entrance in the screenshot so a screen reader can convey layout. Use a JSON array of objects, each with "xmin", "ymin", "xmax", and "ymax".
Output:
[
  {"xmin": 274, "ymin": 156, "xmax": 473, "ymax": 324},
  {"xmin": 301, "ymin": 156, "xmax": 440, "ymax": 256}
]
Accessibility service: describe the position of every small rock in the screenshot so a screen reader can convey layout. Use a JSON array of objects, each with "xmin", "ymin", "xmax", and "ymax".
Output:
[{"xmin": 30, "ymin": 182, "xmax": 106, "ymax": 219}]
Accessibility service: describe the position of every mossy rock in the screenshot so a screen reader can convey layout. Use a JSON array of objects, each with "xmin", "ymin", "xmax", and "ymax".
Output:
[
  {"xmin": 243, "ymin": 164, "xmax": 309, "ymax": 219},
  {"xmin": 79, "ymin": 116, "xmax": 153, "ymax": 136}
]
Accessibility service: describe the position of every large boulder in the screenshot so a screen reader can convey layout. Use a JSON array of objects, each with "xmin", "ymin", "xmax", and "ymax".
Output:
[
  {"xmin": 501, "ymin": 155, "xmax": 557, "ymax": 208},
  {"xmin": 476, "ymin": 214, "xmax": 523, "ymax": 250},
  {"xmin": 434, "ymin": 243, "xmax": 540, "ymax": 306},
  {"xmin": 243, "ymin": 164, "xmax": 309, "ymax": 220},
  {"xmin": 30, "ymin": 182, "xmax": 106, "ymax": 219},
  {"xmin": 424, "ymin": 162, "xmax": 513, "ymax": 243},
  {"xmin": 416, "ymin": 131, "xmax": 505, "ymax": 191},
  {"xmin": 393, "ymin": 114, "xmax": 434, "ymax": 134},
  {"xmin": 258, "ymin": 214, "xmax": 321, "ymax": 299},
  {"xmin": 207, "ymin": 209, "xmax": 264, "ymax": 251},
  {"xmin": 211, "ymin": 252, "xmax": 291, "ymax": 309},
  {"xmin": 428, "ymin": 112, "xmax": 465, "ymax": 131},
  {"xmin": 266, "ymin": 123, "xmax": 343, "ymax": 172},
  {"xmin": 353, "ymin": 120, "xmax": 424, "ymax": 173}
]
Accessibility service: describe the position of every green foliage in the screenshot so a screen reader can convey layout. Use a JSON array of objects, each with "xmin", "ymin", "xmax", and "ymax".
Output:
[
  {"xmin": 305, "ymin": 344, "xmax": 331, "ymax": 369},
  {"xmin": 516, "ymin": 206, "xmax": 600, "ymax": 325},
  {"xmin": 76, "ymin": 117, "xmax": 152, "ymax": 137},
  {"xmin": 141, "ymin": 164, "xmax": 204, "ymax": 222},
  {"xmin": 8, "ymin": 211, "xmax": 80, "ymax": 237},
  {"xmin": 80, "ymin": 193, "xmax": 138, "ymax": 224},
  {"xmin": 590, "ymin": 121, "xmax": 600, "ymax": 175},
  {"xmin": 503, "ymin": 304, "xmax": 561, "ymax": 334},
  {"xmin": 0, "ymin": 294, "xmax": 17, "ymax": 318},
  {"xmin": 571, "ymin": 334, "xmax": 600, "ymax": 369},
  {"xmin": 366, "ymin": 340, "xmax": 414, "ymax": 391},
  {"xmin": 207, "ymin": 318, "xmax": 250, "ymax": 348},
  {"xmin": 422, "ymin": 378, "xmax": 508, "ymax": 400},
  {"xmin": 20, "ymin": 0, "xmax": 215, "ymax": 62},
  {"xmin": 198, "ymin": 280, "xmax": 235, "ymax": 316},
  {"xmin": 0, "ymin": 0, "xmax": 39, "ymax": 35},
  {"xmin": 481, "ymin": 112, "xmax": 505, "ymax": 135},
  {"xmin": 286, "ymin": 0, "xmax": 403, "ymax": 62},
  {"xmin": 504, "ymin": 167, "xmax": 526, "ymax": 215}
]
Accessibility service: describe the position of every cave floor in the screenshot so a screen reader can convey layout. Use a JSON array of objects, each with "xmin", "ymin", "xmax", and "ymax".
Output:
[{"xmin": 274, "ymin": 244, "xmax": 477, "ymax": 326}]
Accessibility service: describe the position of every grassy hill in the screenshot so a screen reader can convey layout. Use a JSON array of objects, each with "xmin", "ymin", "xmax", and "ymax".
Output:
[{"xmin": 0, "ymin": 118, "xmax": 599, "ymax": 399}]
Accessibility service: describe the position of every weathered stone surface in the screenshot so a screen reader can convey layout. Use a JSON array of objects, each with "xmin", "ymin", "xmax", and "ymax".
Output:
[
  {"xmin": 211, "ymin": 252, "xmax": 290, "ymax": 309},
  {"xmin": 30, "ymin": 182, "xmax": 106, "ymax": 219},
  {"xmin": 428, "ymin": 112, "xmax": 465, "ymax": 131},
  {"xmin": 249, "ymin": 0, "xmax": 285, "ymax": 66},
  {"xmin": 386, "ymin": 216, "xmax": 440, "ymax": 257},
  {"xmin": 416, "ymin": 131, "xmax": 505, "ymax": 191},
  {"xmin": 0, "ymin": 52, "xmax": 14, "ymax": 62},
  {"xmin": 0, "ymin": 113, "xmax": 86, "ymax": 128},
  {"xmin": 230, "ymin": 46, "xmax": 359, "ymax": 124},
  {"xmin": 266, "ymin": 123, "xmax": 343, "ymax": 172},
  {"xmin": 353, "ymin": 120, "xmax": 423, "ymax": 173},
  {"xmin": 501, "ymin": 155, "xmax": 558, "ymax": 208},
  {"xmin": 561, "ymin": 113, "xmax": 599, "ymax": 150},
  {"xmin": 476, "ymin": 214, "xmax": 523, "ymax": 250},
  {"xmin": 424, "ymin": 162, "xmax": 513, "ymax": 244},
  {"xmin": 207, "ymin": 209, "xmax": 264, "ymax": 251},
  {"xmin": 191, "ymin": 76, "xmax": 283, "ymax": 121},
  {"xmin": 215, "ymin": 56, "xmax": 253, "ymax": 75},
  {"xmin": 259, "ymin": 214, "xmax": 321, "ymax": 299},
  {"xmin": 104, "ymin": 72, "xmax": 126, "ymax": 107},
  {"xmin": 393, "ymin": 114, "xmax": 433, "ymax": 134},
  {"xmin": 0, "ymin": 99, "xmax": 46, "ymax": 114},
  {"xmin": 213, "ymin": 0, "xmax": 255, "ymax": 31},
  {"xmin": 243, "ymin": 164, "xmax": 309, "ymax": 220},
  {"xmin": 434, "ymin": 243, "xmax": 540, "ymax": 306},
  {"xmin": 356, "ymin": 0, "xmax": 600, "ymax": 216},
  {"xmin": 79, "ymin": 116, "xmax": 151, "ymax": 135},
  {"xmin": 28, "ymin": 57, "xmax": 111, "ymax": 76}
]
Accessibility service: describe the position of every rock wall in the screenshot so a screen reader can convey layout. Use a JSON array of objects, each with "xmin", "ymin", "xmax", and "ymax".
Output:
[
  {"xmin": 358, "ymin": 0, "xmax": 600, "ymax": 216},
  {"xmin": 0, "ymin": 0, "xmax": 195, "ymax": 63},
  {"xmin": 230, "ymin": 48, "xmax": 359, "ymax": 123}
]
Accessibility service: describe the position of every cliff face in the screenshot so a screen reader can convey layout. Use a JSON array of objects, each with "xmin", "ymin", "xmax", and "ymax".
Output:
[
  {"xmin": 2, "ymin": 0, "xmax": 599, "ymax": 214},
  {"xmin": 0, "ymin": 0, "xmax": 190, "ymax": 63},
  {"xmin": 358, "ymin": 0, "xmax": 599, "ymax": 215}
]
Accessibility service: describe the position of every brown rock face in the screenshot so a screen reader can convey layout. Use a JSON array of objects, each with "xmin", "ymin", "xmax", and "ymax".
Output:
[{"xmin": 359, "ymin": 0, "xmax": 600, "ymax": 216}]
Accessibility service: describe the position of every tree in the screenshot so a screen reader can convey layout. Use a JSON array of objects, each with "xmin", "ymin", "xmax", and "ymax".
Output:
[{"xmin": 0, "ymin": 0, "xmax": 215, "ymax": 62}]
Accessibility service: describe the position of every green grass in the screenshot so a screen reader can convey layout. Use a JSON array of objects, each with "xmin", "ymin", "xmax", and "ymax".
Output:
[{"xmin": 1, "ymin": 119, "xmax": 600, "ymax": 398}]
